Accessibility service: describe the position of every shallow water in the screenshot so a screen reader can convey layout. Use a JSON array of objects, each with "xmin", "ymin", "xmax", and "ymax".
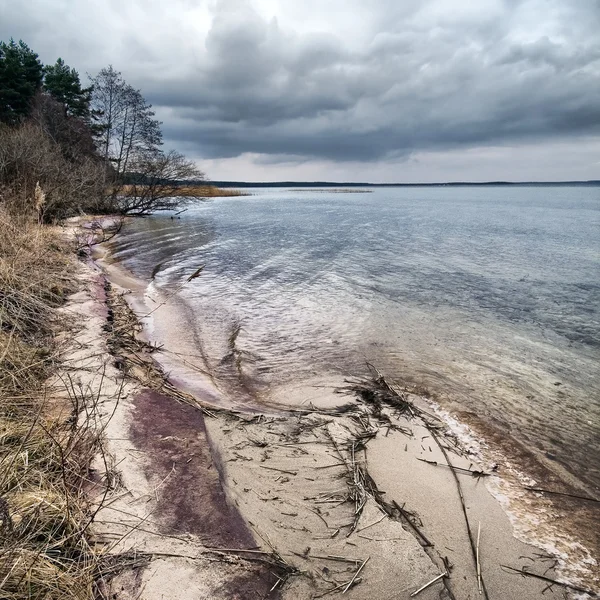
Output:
[{"xmin": 110, "ymin": 185, "xmax": 600, "ymax": 493}]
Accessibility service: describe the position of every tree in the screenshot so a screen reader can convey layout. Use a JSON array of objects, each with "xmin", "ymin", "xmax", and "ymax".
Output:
[
  {"xmin": 120, "ymin": 150, "xmax": 206, "ymax": 215},
  {"xmin": 90, "ymin": 66, "xmax": 200, "ymax": 213},
  {"xmin": 43, "ymin": 58, "xmax": 92, "ymax": 118},
  {"xmin": 31, "ymin": 91, "xmax": 98, "ymax": 163},
  {"xmin": 0, "ymin": 39, "xmax": 43, "ymax": 124},
  {"xmin": 90, "ymin": 66, "xmax": 162, "ymax": 174}
]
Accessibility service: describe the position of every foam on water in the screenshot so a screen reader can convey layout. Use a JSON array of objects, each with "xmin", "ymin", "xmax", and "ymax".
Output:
[{"xmin": 424, "ymin": 396, "xmax": 598, "ymax": 588}]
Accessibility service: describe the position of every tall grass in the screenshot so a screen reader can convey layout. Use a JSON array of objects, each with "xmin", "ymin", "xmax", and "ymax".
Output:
[
  {"xmin": 0, "ymin": 210, "xmax": 100, "ymax": 599},
  {"xmin": 118, "ymin": 183, "xmax": 249, "ymax": 198}
]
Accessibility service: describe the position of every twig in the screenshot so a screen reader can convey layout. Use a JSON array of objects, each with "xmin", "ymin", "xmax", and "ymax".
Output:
[
  {"xmin": 392, "ymin": 500, "xmax": 433, "ymax": 547},
  {"xmin": 309, "ymin": 555, "xmax": 361, "ymax": 564},
  {"xmin": 410, "ymin": 571, "xmax": 448, "ymax": 597},
  {"xmin": 524, "ymin": 487, "xmax": 600, "ymax": 503},
  {"xmin": 417, "ymin": 457, "xmax": 489, "ymax": 477},
  {"xmin": 430, "ymin": 429, "xmax": 489, "ymax": 600},
  {"xmin": 356, "ymin": 513, "xmax": 386, "ymax": 533},
  {"xmin": 476, "ymin": 522, "xmax": 482, "ymax": 595},
  {"xmin": 308, "ymin": 508, "xmax": 330, "ymax": 529},
  {"xmin": 314, "ymin": 578, "xmax": 363, "ymax": 598},
  {"xmin": 501, "ymin": 565, "xmax": 600, "ymax": 598},
  {"xmin": 259, "ymin": 466, "xmax": 298, "ymax": 476},
  {"xmin": 343, "ymin": 556, "xmax": 370, "ymax": 594}
]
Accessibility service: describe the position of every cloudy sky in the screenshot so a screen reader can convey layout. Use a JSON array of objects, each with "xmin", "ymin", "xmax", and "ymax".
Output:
[{"xmin": 2, "ymin": 0, "xmax": 600, "ymax": 182}]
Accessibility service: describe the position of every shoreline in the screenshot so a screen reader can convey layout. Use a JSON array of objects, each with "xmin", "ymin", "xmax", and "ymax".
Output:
[{"xmin": 69, "ymin": 216, "xmax": 598, "ymax": 598}]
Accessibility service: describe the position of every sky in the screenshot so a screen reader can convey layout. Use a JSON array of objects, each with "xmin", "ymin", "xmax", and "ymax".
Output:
[{"xmin": 2, "ymin": 0, "xmax": 600, "ymax": 182}]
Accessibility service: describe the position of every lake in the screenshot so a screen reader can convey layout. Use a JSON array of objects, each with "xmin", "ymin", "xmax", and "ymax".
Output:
[{"xmin": 109, "ymin": 185, "xmax": 600, "ymax": 494}]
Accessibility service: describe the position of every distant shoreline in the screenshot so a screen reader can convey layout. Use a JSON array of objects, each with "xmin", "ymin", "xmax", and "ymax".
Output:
[
  {"xmin": 289, "ymin": 188, "xmax": 373, "ymax": 193},
  {"xmin": 209, "ymin": 179, "xmax": 600, "ymax": 188}
]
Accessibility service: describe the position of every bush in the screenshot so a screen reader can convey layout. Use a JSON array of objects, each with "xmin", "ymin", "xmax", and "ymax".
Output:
[{"xmin": 0, "ymin": 121, "xmax": 109, "ymax": 222}]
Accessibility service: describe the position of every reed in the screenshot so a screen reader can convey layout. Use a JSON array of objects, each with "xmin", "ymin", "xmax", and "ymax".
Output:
[
  {"xmin": 118, "ymin": 184, "xmax": 249, "ymax": 198},
  {"xmin": 0, "ymin": 211, "xmax": 102, "ymax": 599}
]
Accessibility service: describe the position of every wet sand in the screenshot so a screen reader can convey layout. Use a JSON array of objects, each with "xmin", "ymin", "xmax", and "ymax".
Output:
[{"xmin": 60, "ymin": 218, "xmax": 598, "ymax": 598}]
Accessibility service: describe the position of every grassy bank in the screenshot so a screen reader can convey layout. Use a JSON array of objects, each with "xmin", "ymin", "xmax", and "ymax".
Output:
[{"xmin": 0, "ymin": 211, "xmax": 100, "ymax": 599}]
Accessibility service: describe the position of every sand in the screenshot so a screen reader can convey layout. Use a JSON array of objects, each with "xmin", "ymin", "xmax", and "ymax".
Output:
[{"xmin": 54, "ymin": 217, "xmax": 597, "ymax": 599}]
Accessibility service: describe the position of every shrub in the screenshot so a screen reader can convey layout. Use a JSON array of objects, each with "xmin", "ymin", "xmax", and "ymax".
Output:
[{"xmin": 0, "ymin": 121, "xmax": 109, "ymax": 222}]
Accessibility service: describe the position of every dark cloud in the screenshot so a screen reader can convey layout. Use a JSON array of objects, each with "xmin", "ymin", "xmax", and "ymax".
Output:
[{"xmin": 1, "ymin": 0, "xmax": 599, "ymax": 175}]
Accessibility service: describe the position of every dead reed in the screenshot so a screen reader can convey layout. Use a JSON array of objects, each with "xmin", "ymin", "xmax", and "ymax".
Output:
[
  {"xmin": 118, "ymin": 184, "xmax": 249, "ymax": 198},
  {"xmin": 0, "ymin": 211, "xmax": 103, "ymax": 599}
]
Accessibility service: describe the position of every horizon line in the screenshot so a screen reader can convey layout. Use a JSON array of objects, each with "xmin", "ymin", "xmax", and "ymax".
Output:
[{"xmin": 207, "ymin": 179, "xmax": 600, "ymax": 187}]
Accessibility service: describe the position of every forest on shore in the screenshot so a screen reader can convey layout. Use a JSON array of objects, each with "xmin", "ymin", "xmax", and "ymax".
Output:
[{"xmin": 0, "ymin": 38, "xmax": 205, "ymax": 222}]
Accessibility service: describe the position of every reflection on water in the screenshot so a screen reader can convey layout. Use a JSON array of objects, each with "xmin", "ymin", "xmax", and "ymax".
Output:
[{"xmin": 110, "ymin": 186, "xmax": 600, "ymax": 492}]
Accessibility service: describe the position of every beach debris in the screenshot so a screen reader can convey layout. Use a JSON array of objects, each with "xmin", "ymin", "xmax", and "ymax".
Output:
[
  {"xmin": 344, "ymin": 366, "xmax": 491, "ymax": 598},
  {"xmin": 314, "ymin": 578, "xmax": 364, "ymax": 598},
  {"xmin": 500, "ymin": 565, "xmax": 600, "ymax": 598},
  {"xmin": 416, "ymin": 457, "xmax": 490, "ymax": 478},
  {"xmin": 430, "ymin": 427, "xmax": 490, "ymax": 600},
  {"xmin": 259, "ymin": 465, "xmax": 298, "ymax": 476},
  {"xmin": 392, "ymin": 501, "xmax": 433, "ymax": 548},
  {"xmin": 410, "ymin": 571, "xmax": 449, "ymax": 597},
  {"xmin": 524, "ymin": 486, "xmax": 600, "ymax": 503},
  {"xmin": 186, "ymin": 264, "xmax": 205, "ymax": 282},
  {"xmin": 476, "ymin": 522, "xmax": 482, "ymax": 595},
  {"xmin": 308, "ymin": 554, "xmax": 362, "ymax": 564},
  {"xmin": 342, "ymin": 556, "xmax": 370, "ymax": 593}
]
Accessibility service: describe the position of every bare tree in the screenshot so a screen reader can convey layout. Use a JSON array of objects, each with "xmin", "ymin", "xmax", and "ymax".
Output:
[
  {"xmin": 113, "ymin": 86, "xmax": 162, "ymax": 177},
  {"xmin": 90, "ymin": 67, "xmax": 162, "ymax": 190},
  {"xmin": 89, "ymin": 66, "xmax": 207, "ymax": 215},
  {"xmin": 31, "ymin": 91, "xmax": 97, "ymax": 162},
  {"xmin": 89, "ymin": 66, "xmax": 128, "ymax": 165},
  {"xmin": 119, "ymin": 150, "xmax": 206, "ymax": 215}
]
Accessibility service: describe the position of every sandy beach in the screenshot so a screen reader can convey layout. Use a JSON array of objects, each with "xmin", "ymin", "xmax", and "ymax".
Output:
[{"xmin": 54, "ymin": 218, "xmax": 599, "ymax": 599}]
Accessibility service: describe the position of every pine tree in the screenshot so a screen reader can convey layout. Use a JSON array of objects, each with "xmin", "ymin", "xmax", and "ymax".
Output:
[
  {"xmin": 0, "ymin": 39, "xmax": 43, "ymax": 124},
  {"xmin": 43, "ymin": 58, "xmax": 92, "ymax": 119}
]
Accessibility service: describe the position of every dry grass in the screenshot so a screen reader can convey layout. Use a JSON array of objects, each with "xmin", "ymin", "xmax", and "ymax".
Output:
[
  {"xmin": 0, "ymin": 212, "xmax": 74, "ymax": 391},
  {"xmin": 0, "ymin": 210, "xmax": 102, "ymax": 599},
  {"xmin": 176, "ymin": 185, "xmax": 249, "ymax": 197},
  {"xmin": 119, "ymin": 184, "xmax": 249, "ymax": 198}
]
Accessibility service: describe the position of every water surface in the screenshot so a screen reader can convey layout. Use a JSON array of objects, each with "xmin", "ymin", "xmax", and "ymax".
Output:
[{"xmin": 110, "ymin": 185, "xmax": 600, "ymax": 492}]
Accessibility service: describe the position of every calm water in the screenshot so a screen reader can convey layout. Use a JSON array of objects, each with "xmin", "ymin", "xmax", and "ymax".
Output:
[{"xmin": 110, "ymin": 186, "xmax": 600, "ymax": 492}]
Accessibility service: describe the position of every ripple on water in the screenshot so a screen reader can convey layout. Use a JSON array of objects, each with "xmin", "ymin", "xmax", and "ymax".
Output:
[{"xmin": 109, "ymin": 186, "xmax": 600, "ymax": 496}]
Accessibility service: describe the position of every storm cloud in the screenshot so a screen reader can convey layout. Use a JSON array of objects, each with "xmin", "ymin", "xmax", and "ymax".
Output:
[{"xmin": 1, "ymin": 0, "xmax": 599, "ymax": 181}]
